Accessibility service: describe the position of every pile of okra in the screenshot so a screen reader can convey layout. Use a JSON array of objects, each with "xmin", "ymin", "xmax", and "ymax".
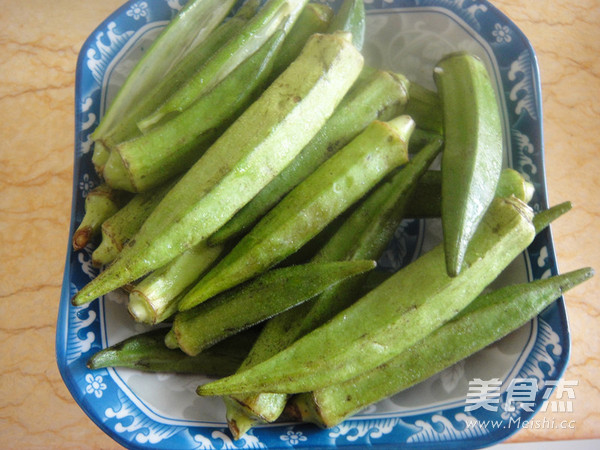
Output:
[{"xmin": 73, "ymin": 0, "xmax": 593, "ymax": 439}]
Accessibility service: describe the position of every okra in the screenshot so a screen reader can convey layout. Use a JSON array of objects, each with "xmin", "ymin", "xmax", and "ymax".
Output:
[
  {"xmin": 179, "ymin": 116, "xmax": 413, "ymax": 311},
  {"xmin": 128, "ymin": 241, "xmax": 226, "ymax": 325},
  {"xmin": 91, "ymin": 141, "xmax": 110, "ymax": 176},
  {"xmin": 405, "ymin": 168, "xmax": 534, "ymax": 219},
  {"xmin": 269, "ymin": 3, "xmax": 333, "ymax": 77},
  {"xmin": 99, "ymin": 0, "xmax": 261, "ymax": 150},
  {"xmin": 210, "ymin": 68, "xmax": 410, "ymax": 245},
  {"xmin": 87, "ymin": 328, "xmax": 259, "ymax": 377},
  {"xmin": 533, "ymin": 201, "xmax": 572, "ymax": 234},
  {"xmin": 72, "ymin": 184, "xmax": 129, "ymax": 251},
  {"xmin": 196, "ymin": 196, "xmax": 536, "ymax": 395},
  {"xmin": 170, "ymin": 260, "xmax": 375, "ymax": 356},
  {"xmin": 327, "ymin": 0, "xmax": 365, "ymax": 51},
  {"xmin": 92, "ymin": 0, "xmax": 237, "ymax": 141},
  {"xmin": 288, "ymin": 267, "xmax": 594, "ymax": 428},
  {"xmin": 104, "ymin": 29, "xmax": 288, "ymax": 192},
  {"xmin": 91, "ymin": 180, "xmax": 174, "ymax": 267},
  {"xmin": 72, "ymin": 32, "xmax": 364, "ymax": 306},
  {"xmin": 404, "ymin": 82, "xmax": 444, "ymax": 134},
  {"xmin": 138, "ymin": 0, "xmax": 310, "ymax": 130},
  {"xmin": 224, "ymin": 135, "xmax": 442, "ymax": 438},
  {"xmin": 435, "ymin": 52, "xmax": 504, "ymax": 277}
]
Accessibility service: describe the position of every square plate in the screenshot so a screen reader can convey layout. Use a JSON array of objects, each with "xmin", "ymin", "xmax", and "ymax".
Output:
[{"xmin": 57, "ymin": 1, "xmax": 569, "ymax": 448}]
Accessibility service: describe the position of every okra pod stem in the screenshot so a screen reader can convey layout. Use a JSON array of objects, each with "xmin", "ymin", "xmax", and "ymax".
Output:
[
  {"xmin": 289, "ymin": 267, "xmax": 594, "ymax": 428},
  {"xmin": 139, "ymin": 0, "xmax": 310, "ymax": 130},
  {"xmin": 72, "ymin": 32, "xmax": 364, "ymax": 306},
  {"xmin": 210, "ymin": 68, "xmax": 410, "ymax": 245},
  {"xmin": 91, "ymin": 180, "xmax": 174, "ymax": 267},
  {"xmin": 104, "ymin": 29, "xmax": 288, "ymax": 192},
  {"xmin": 179, "ymin": 116, "xmax": 413, "ymax": 311},
  {"xmin": 171, "ymin": 260, "xmax": 376, "ymax": 356},
  {"xmin": 87, "ymin": 328, "xmax": 259, "ymax": 377},
  {"xmin": 72, "ymin": 184, "xmax": 129, "ymax": 251},
  {"xmin": 91, "ymin": 142, "xmax": 110, "ymax": 176},
  {"xmin": 196, "ymin": 196, "xmax": 536, "ymax": 395},
  {"xmin": 435, "ymin": 52, "xmax": 504, "ymax": 277},
  {"xmin": 128, "ymin": 241, "xmax": 226, "ymax": 325},
  {"xmin": 92, "ymin": 0, "xmax": 237, "ymax": 141}
]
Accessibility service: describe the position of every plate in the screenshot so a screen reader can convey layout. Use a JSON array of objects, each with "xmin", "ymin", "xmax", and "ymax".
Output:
[{"xmin": 57, "ymin": 0, "xmax": 569, "ymax": 448}]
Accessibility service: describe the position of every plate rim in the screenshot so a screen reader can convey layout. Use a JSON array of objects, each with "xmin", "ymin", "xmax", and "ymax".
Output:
[{"xmin": 56, "ymin": 1, "xmax": 570, "ymax": 448}]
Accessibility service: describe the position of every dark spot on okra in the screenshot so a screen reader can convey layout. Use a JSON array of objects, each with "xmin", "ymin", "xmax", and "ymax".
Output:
[{"xmin": 346, "ymin": 395, "xmax": 352, "ymax": 402}]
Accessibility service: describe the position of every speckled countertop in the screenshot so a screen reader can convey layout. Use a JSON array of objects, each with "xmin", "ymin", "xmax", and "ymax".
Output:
[{"xmin": 0, "ymin": 1, "xmax": 598, "ymax": 448}]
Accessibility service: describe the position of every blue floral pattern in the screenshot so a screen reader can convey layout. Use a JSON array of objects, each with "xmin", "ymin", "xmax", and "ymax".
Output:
[{"xmin": 57, "ymin": 1, "xmax": 566, "ymax": 449}]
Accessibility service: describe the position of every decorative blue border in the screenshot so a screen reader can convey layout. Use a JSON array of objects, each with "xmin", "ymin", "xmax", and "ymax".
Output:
[{"xmin": 57, "ymin": 1, "xmax": 569, "ymax": 449}]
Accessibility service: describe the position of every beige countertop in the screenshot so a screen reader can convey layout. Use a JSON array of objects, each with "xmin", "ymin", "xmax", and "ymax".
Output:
[{"xmin": 0, "ymin": 0, "xmax": 598, "ymax": 448}]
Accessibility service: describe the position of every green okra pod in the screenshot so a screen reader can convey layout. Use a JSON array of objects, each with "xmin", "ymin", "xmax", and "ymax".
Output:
[
  {"xmin": 404, "ymin": 81, "xmax": 444, "ymax": 134},
  {"xmin": 104, "ymin": 29, "xmax": 288, "ymax": 192},
  {"xmin": 196, "ymin": 196, "xmax": 536, "ymax": 395},
  {"xmin": 91, "ymin": 180, "xmax": 175, "ymax": 267},
  {"xmin": 128, "ymin": 241, "xmax": 226, "ymax": 325},
  {"xmin": 139, "ymin": 0, "xmax": 311, "ymax": 130},
  {"xmin": 209, "ymin": 68, "xmax": 410, "ymax": 245},
  {"xmin": 224, "ymin": 135, "xmax": 442, "ymax": 439},
  {"xmin": 87, "ymin": 328, "xmax": 259, "ymax": 377},
  {"xmin": 72, "ymin": 184, "xmax": 129, "ymax": 251},
  {"xmin": 72, "ymin": 32, "xmax": 364, "ymax": 306},
  {"xmin": 180, "ymin": 115, "xmax": 413, "ymax": 311},
  {"xmin": 533, "ymin": 201, "xmax": 572, "ymax": 234},
  {"xmin": 435, "ymin": 52, "xmax": 504, "ymax": 277},
  {"xmin": 288, "ymin": 267, "xmax": 594, "ymax": 428},
  {"xmin": 99, "ymin": 0, "xmax": 261, "ymax": 150},
  {"xmin": 170, "ymin": 260, "xmax": 376, "ymax": 356},
  {"xmin": 327, "ymin": 0, "xmax": 365, "ymax": 51},
  {"xmin": 92, "ymin": 0, "xmax": 237, "ymax": 142},
  {"xmin": 91, "ymin": 141, "xmax": 110, "ymax": 176},
  {"xmin": 269, "ymin": 3, "xmax": 334, "ymax": 77},
  {"xmin": 405, "ymin": 168, "xmax": 535, "ymax": 219}
]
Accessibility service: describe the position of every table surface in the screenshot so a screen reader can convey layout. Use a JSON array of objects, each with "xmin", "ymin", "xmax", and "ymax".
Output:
[{"xmin": 1, "ymin": 0, "xmax": 598, "ymax": 448}]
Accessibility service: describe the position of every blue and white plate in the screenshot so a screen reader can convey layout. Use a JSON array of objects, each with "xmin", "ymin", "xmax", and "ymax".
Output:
[{"xmin": 57, "ymin": 1, "xmax": 568, "ymax": 448}]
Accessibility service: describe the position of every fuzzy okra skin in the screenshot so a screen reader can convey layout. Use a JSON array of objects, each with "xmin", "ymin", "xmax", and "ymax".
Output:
[
  {"xmin": 288, "ymin": 267, "xmax": 594, "ymax": 428},
  {"xmin": 171, "ymin": 260, "xmax": 376, "ymax": 356},
  {"xmin": 128, "ymin": 241, "xmax": 226, "ymax": 325},
  {"xmin": 104, "ymin": 29, "xmax": 288, "ymax": 193},
  {"xmin": 435, "ymin": 52, "xmax": 504, "ymax": 277},
  {"xmin": 139, "ymin": 0, "xmax": 311, "ymax": 130},
  {"xmin": 179, "ymin": 116, "xmax": 413, "ymax": 311},
  {"xmin": 87, "ymin": 328, "xmax": 259, "ymax": 377},
  {"xmin": 92, "ymin": 0, "xmax": 237, "ymax": 142},
  {"xmin": 71, "ymin": 32, "xmax": 364, "ymax": 306},
  {"xmin": 196, "ymin": 196, "xmax": 536, "ymax": 396},
  {"xmin": 224, "ymin": 135, "xmax": 442, "ymax": 439},
  {"xmin": 72, "ymin": 184, "xmax": 129, "ymax": 251},
  {"xmin": 210, "ymin": 68, "xmax": 410, "ymax": 245}
]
